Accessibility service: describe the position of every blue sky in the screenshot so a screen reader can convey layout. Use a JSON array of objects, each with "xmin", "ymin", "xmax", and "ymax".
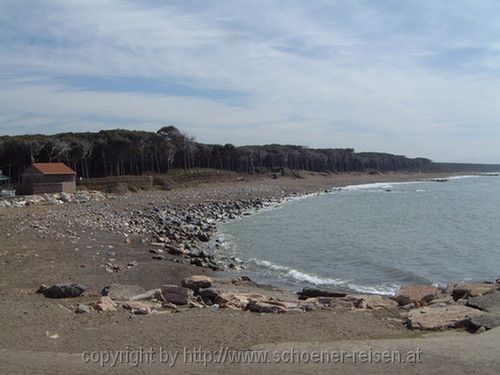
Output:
[{"xmin": 1, "ymin": 1, "xmax": 500, "ymax": 163}]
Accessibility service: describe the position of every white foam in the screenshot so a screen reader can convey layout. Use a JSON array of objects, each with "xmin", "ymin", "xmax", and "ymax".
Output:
[
  {"xmin": 335, "ymin": 173, "xmax": 496, "ymax": 192},
  {"xmin": 252, "ymin": 258, "xmax": 399, "ymax": 295},
  {"xmin": 252, "ymin": 259, "xmax": 289, "ymax": 271},
  {"xmin": 286, "ymin": 269, "xmax": 344, "ymax": 286},
  {"xmin": 349, "ymin": 283, "xmax": 400, "ymax": 296},
  {"xmin": 338, "ymin": 181, "xmax": 424, "ymax": 192},
  {"xmin": 447, "ymin": 175, "xmax": 486, "ymax": 180}
]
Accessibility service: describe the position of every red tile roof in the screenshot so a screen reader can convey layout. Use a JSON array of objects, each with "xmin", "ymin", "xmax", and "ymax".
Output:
[{"xmin": 31, "ymin": 163, "xmax": 76, "ymax": 175}]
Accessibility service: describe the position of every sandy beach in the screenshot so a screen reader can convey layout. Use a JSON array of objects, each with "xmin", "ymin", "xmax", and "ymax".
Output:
[{"xmin": 1, "ymin": 171, "xmax": 499, "ymax": 374}]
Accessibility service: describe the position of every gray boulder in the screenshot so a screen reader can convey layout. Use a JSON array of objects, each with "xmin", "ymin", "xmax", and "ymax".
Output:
[
  {"xmin": 197, "ymin": 288, "xmax": 222, "ymax": 305},
  {"xmin": 470, "ymin": 314, "xmax": 500, "ymax": 330},
  {"xmin": 451, "ymin": 283, "xmax": 496, "ymax": 301},
  {"xmin": 394, "ymin": 285, "xmax": 440, "ymax": 306},
  {"xmin": 161, "ymin": 285, "xmax": 194, "ymax": 305},
  {"xmin": 298, "ymin": 288, "xmax": 347, "ymax": 299},
  {"xmin": 182, "ymin": 275, "xmax": 213, "ymax": 292},
  {"xmin": 43, "ymin": 283, "xmax": 86, "ymax": 298},
  {"xmin": 407, "ymin": 305, "xmax": 485, "ymax": 330},
  {"xmin": 246, "ymin": 300, "xmax": 287, "ymax": 313},
  {"xmin": 466, "ymin": 291, "xmax": 500, "ymax": 314}
]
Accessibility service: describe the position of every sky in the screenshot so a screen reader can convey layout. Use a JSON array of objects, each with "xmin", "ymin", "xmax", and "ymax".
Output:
[{"xmin": 1, "ymin": 1, "xmax": 500, "ymax": 163}]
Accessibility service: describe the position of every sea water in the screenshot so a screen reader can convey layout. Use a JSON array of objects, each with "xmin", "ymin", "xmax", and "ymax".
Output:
[{"xmin": 217, "ymin": 175, "xmax": 500, "ymax": 295}]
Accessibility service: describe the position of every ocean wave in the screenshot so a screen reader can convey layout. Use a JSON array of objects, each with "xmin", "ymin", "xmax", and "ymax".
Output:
[
  {"xmin": 251, "ymin": 258, "xmax": 399, "ymax": 295},
  {"xmin": 447, "ymin": 175, "xmax": 487, "ymax": 180},
  {"xmin": 334, "ymin": 174, "xmax": 494, "ymax": 192},
  {"xmin": 337, "ymin": 181, "xmax": 424, "ymax": 192},
  {"xmin": 286, "ymin": 269, "xmax": 344, "ymax": 286},
  {"xmin": 252, "ymin": 259, "xmax": 289, "ymax": 271}
]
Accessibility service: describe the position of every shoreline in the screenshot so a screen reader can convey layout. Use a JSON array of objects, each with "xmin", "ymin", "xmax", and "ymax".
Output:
[
  {"xmin": 1, "ymin": 170, "xmax": 499, "ymax": 374},
  {"xmin": 1, "ymin": 170, "xmax": 489, "ymax": 296},
  {"xmin": 205, "ymin": 171, "xmax": 492, "ymax": 296}
]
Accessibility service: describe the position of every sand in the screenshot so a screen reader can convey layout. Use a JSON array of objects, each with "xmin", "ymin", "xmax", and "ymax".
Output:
[{"xmin": 1, "ymin": 171, "xmax": 496, "ymax": 374}]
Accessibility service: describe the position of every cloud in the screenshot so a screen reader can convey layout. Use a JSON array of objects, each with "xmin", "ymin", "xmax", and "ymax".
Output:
[{"xmin": 1, "ymin": 0, "xmax": 500, "ymax": 162}]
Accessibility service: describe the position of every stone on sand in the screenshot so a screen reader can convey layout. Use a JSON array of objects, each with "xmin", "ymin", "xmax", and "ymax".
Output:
[
  {"xmin": 246, "ymin": 299, "xmax": 287, "ymax": 313},
  {"xmin": 197, "ymin": 288, "xmax": 223, "ymax": 305},
  {"xmin": 466, "ymin": 291, "xmax": 500, "ymax": 313},
  {"xmin": 182, "ymin": 275, "xmax": 213, "ymax": 292},
  {"xmin": 42, "ymin": 283, "xmax": 86, "ymax": 299},
  {"xmin": 394, "ymin": 285, "xmax": 440, "ymax": 306},
  {"xmin": 122, "ymin": 301, "xmax": 152, "ymax": 315},
  {"xmin": 451, "ymin": 283, "xmax": 497, "ymax": 301},
  {"xmin": 95, "ymin": 296, "xmax": 117, "ymax": 312},
  {"xmin": 298, "ymin": 288, "xmax": 347, "ymax": 299},
  {"xmin": 407, "ymin": 305, "xmax": 485, "ymax": 330},
  {"xmin": 355, "ymin": 295, "xmax": 399, "ymax": 310},
  {"xmin": 160, "ymin": 285, "xmax": 194, "ymax": 305},
  {"xmin": 469, "ymin": 314, "xmax": 500, "ymax": 330}
]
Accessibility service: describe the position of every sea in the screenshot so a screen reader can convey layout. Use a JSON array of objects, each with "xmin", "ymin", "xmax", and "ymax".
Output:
[{"xmin": 215, "ymin": 175, "xmax": 500, "ymax": 295}]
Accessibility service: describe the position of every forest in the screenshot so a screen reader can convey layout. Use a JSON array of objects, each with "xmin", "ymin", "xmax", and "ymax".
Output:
[{"xmin": 0, "ymin": 126, "xmax": 438, "ymax": 182}]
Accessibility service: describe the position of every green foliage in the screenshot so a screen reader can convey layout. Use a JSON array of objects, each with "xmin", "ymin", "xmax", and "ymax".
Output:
[{"xmin": 0, "ymin": 126, "xmax": 437, "ymax": 182}]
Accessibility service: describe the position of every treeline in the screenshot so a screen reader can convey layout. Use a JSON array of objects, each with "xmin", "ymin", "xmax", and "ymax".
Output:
[
  {"xmin": 435, "ymin": 162, "xmax": 500, "ymax": 173},
  {"xmin": 0, "ymin": 126, "xmax": 435, "ymax": 182}
]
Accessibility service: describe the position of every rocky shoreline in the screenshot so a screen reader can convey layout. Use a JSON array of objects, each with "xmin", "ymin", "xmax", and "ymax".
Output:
[{"xmin": 5, "ymin": 178, "xmax": 499, "ymax": 335}]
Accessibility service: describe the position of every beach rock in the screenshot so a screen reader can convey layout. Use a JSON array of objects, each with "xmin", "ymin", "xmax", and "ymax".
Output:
[
  {"xmin": 58, "ymin": 192, "xmax": 72, "ymax": 203},
  {"xmin": 190, "ymin": 258, "xmax": 205, "ymax": 267},
  {"xmin": 246, "ymin": 299, "xmax": 287, "ymax": 313},
  {"xmin": 122, "ymin": 301, "xmax": 152, "ymax": 315},
  {"xmin": 211, "ymin": 292, "xmax": 258, "ymax": 310},
  {"xmin": 104, "ymin": 284, "xmax": 145, "ymax": 301},
  {"xmin": 326, "ymin": 297, "xmax": 356, "ymax": 309},
  {"xmin": 75, "ymin": 304, "xmax": 91, "ymax": 314},
  {"xmin": 43, "ymin": 283, "xmax": 86, "ymax": 298},
  {"xmin": 182, "ymin": 275, "xmax": 213, "ymax": 292},
  {"xmin": 95, "ymin": 296, "xmax": 117, "ymax": 312},
  {"xmin": 469, "ymin": 314, "xmax": 500, "ymax": 330},
  {"xmin": 407, "ymin": 305, "xmax": 485, "ymax": 330},
  {"xmin": 355, "ymin": 295, "xmax": 399, "ymax": 310},
  {"xmin": 166, "ymin": 246, "xmax": 186, "ymax": 256},
  {"xmin": 452, "ymin": 283, "xmax": 497, "ymax": 301},
  {"xmin": 160, "ymin": 285, "xmax": 194, "ymax": 305},
  {"xmin": 394, "ymin": 285, "xmax": 440, "ymax": 306},
  {"xmin": 298, "ymin": 288, "xmax": 347, "ymax": 299},
  {"xmin": 474, "ymin": 326, "xmax": 487, "ymax": 334},
  {"xmin": 299, "ymin": 298, "xmax": 323, "ymax": 311},
  {"xmin": 197, "ymin": 288, "xmax": 222, "ymax": 305},
  {"xmin": 197, "ymin": 232, "xmax": 210, "ymax": 242},
  {"xmin": 466, "ymin": 291, "xmax": 500, "ymax": 313},
  {"xmin": 428, "ymin": 295, "xmax": 454, "ymax": 306}
]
